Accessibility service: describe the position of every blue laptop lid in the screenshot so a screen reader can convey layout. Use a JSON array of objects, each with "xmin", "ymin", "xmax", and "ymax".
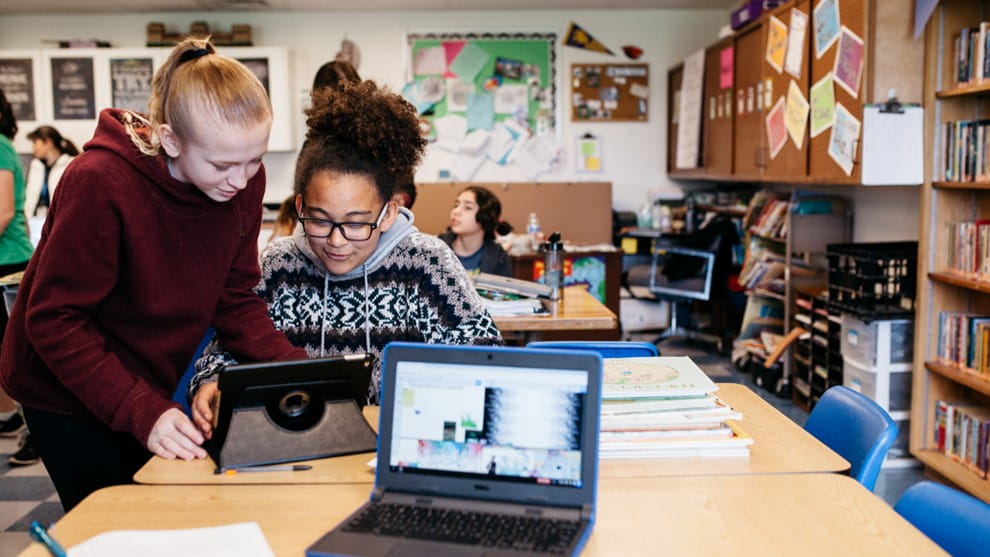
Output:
[{"xmin": 375, "ymin": 342, "xmax": 602, "ymax": 511}]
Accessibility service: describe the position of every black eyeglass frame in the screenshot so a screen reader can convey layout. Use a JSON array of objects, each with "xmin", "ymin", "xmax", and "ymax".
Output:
[{"xmin": 297, "ymin": 203, "xmax": 389, "ymax": 241}]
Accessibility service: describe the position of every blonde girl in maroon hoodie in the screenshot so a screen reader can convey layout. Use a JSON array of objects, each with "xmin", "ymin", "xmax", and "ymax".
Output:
[{"xmin": 0, "ymin": 39, "xmax": 306, "ymax": 511}]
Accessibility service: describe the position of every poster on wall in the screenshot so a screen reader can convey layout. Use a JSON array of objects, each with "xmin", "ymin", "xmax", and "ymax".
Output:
[
  {"xmin": 50, "ymin": 57, "xmax": 95, "ymax": 120},
  {"xmin": 406, "ymin": 32, "xmax": 556, "ymax": 138},
  {"xmin": 110, "ymin": 57, "xmax": 153, "ymax": 113},
  {"xmin": 0, "ymin": 58, "xmax": 36, "ymax": 121}
]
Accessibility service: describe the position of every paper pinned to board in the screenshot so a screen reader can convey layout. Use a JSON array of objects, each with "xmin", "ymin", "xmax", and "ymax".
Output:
[
  {"xmin": 861, "ymin": 103, "xmax": 923, "ymax": 186},
  {"xmin": 68, "ymin": 522, "xmax": 274, "ymax": 557}
]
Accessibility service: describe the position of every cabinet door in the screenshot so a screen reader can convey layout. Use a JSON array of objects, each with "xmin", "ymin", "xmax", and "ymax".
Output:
[
  {"xmin": 667, "ymin": 64, "xmax": 683, "ymax": 175},
  {"xmin": 808, "ymin": 0, "xmax": 866, "ymax": 183},
  {"xmin": 763, "ymin": 0, "xmax": 811, "ymax": 178},
  {"xmin": 703, "ymin": 39, "xmax": 734, "ymax": 177},
  {"xmin": 733, "ymin": 22, "xmax": 767, "ymax": 179}
]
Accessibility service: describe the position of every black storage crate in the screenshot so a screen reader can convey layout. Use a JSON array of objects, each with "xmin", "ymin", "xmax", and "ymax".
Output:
[{"xmin": 826, "ymin": 241, "xmax": 918, "ymax": 321}]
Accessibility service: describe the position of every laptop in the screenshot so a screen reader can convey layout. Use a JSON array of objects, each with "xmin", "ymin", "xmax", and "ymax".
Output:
[{"xmin": 306, "ymin": 342, "xmax": 602, "ymax": 557}]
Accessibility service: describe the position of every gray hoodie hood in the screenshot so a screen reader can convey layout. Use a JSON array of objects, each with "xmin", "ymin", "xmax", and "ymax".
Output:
[{"xmin": 293, "ymin": 206, "xmax": 418, "ymax": 280}]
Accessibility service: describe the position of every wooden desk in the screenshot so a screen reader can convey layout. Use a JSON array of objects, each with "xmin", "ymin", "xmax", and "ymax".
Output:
[
  {"xmin": 19, "ymin": 474, "xmax": 944, "ymax": 556},
  {"xmin": 599, "ymin": 382, "xmax": 849, "ymax": 477},
  {"xmin": 492, "ymin": 285, "xmax": 617, "ymax": 334},
  {"xmin": 134, "ymin": 406, "xmax": 380, "ymax": 485},
  {"xmin": 135, "ymin": 384, "xmax": 846, "ymax": 485}
]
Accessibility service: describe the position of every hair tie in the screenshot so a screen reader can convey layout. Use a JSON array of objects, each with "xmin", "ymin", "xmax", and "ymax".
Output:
[{"xmin": 179, "ymin": 47, "xmax": 210, "ymax": 64}]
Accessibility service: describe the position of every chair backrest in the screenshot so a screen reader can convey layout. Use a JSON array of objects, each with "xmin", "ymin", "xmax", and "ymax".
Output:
[
  {"xmin": 894, "ymin": 481, "xmax": 990, "ymax": 557},
  {"xmin": 526, "ymin": 341, "xmax": 658, "ymax": 359},
  {"xmin": 649, "ymin": 245, "xmax": 715, "ymax": 302},
  {"xmin": 803, "ymin": 385, "xmax": 898, "ymax": 491}
]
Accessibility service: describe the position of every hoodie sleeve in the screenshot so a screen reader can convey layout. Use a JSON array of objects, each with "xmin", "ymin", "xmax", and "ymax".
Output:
[
  {"xmin": 209, "ymin": 166, "xmax": 307, "ymax": 363},
  {"xmin": 22, "ymin": 163, "xmax": 179, "ymax": 444}
]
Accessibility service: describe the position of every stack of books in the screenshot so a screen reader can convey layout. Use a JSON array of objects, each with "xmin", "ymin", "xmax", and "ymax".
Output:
[{"xmin": 599, "ymin": 356, "xmax": 753, "ymax": 459}]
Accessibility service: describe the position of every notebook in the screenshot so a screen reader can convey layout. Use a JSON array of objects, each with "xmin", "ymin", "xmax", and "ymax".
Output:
[{"xmin": 306, "ymin": 342, "xmax": 603, "ymax": 557}]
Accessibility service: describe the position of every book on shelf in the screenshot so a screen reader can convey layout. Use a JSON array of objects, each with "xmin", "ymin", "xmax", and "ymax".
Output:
[
  {"xmin": 934, "ymin": 400, "xmax": 990, "ymax": 478},
  {"xmin": 941, "ymin": 120, "xmax": 990, "ymax": 182},
  {"xmin": 936, "ymin": 311, "xmax": 990, "ymax": 372},
  {"xmin": 952, "ymin": 23, "xmax": 990, "ymax": 87},
  {"xmin": 946, "ymin": 220, "xmax": 990, "ymax": 277}
]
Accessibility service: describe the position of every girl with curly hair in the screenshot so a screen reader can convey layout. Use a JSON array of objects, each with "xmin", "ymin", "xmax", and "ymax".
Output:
[{"xmin": 189, "ymin": 81, "xmax": 502, "ymax": 435}]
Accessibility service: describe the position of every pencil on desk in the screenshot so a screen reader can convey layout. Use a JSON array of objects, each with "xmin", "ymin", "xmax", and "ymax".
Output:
[{"xmin": 224, "ymin": 464, "xmax": 313, "ymax": 475}]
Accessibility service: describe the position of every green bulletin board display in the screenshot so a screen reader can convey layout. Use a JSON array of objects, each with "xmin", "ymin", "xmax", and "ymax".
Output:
[{"xmin": 406, "ymin": 32, "xmax": 557, "ymax": 136}]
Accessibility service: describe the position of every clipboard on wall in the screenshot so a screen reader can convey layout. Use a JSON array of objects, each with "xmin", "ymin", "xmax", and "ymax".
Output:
[{"xmin": 861, "ymin": 99, "xmax": 924, "ymax": 186}]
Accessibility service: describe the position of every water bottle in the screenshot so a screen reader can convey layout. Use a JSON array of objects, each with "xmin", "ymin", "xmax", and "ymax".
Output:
[
  {"xmin": 542, "ymin": 231, "xmax": 564, "ymax": 301},
  {"xmin": 526, "ymin": 212, "xmax": 543, "ymax": 251}
]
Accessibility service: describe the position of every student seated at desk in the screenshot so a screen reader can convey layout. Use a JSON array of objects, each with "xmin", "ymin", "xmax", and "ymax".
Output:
[
  {"xmin": 189, "ymin": 81, "xmax": 502, "ymax": 433},
  {"xmin": 439, "ymin": 185, "xmax": 512, "ymax": 276}
]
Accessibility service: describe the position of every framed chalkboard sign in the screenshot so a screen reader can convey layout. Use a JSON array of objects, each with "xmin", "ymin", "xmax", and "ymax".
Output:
[{"xmin": 570, "ymin": 63, "xmax": 649, "ymax": 122}]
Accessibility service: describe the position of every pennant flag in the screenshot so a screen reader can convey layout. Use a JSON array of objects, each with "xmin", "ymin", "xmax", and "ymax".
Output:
[{"xmin": 563, "ymin": 22, "xmax": 614, "ymax": 56}]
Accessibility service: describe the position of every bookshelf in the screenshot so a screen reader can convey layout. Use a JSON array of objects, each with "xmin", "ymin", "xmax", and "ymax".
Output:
[
  {"xmin": 913, "ymin": 0, "xmax": 990, "ymax": 502},
  {"xmin": 667, "ymin": 0, "xmax": 922, "ymax": 184}
]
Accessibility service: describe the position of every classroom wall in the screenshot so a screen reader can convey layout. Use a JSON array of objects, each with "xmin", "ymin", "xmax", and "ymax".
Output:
[{"xmin": 0, "ymin": 9, "xmax": 727, "ymax": 213}]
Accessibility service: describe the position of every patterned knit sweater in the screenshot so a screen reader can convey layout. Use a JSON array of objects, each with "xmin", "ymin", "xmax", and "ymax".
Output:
[{"xmin": 189, "ymin": 208, "xmax": 503, "ymax": 402}]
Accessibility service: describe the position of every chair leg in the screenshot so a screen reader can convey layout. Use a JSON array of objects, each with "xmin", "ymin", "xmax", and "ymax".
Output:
[{"xmin": 652, "ymin": 301, "xmax": 680, "ymax": 345}]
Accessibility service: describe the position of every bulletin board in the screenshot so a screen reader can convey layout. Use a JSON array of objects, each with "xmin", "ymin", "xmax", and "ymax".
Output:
[
  {"xmin": 570, "ymin": 63, "xmax": 649, "ymax": 122},
  {"xmin": 407, "ymin": 32, "xmax": 557, "ymax": 135}
]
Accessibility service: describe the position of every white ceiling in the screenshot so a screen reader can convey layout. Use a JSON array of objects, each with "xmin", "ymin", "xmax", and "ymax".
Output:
[{"xmin": 0, "ymin": 0, "xmax": 736, "ymax": 15}]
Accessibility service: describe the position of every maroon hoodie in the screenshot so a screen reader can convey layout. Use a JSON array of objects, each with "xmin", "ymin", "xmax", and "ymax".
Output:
[{"xmin": 0, "ymin": 108, "xmax": 306, "ymax": 445}]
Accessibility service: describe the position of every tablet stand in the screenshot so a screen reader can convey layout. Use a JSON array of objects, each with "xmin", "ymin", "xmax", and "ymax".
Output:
[{"xmin": 215, "ymin": 398, "xmax": 377, "ymax": 471}]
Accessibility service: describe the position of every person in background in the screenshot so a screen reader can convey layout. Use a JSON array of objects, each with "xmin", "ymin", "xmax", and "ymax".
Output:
[
  {"xmin": 189, "ymin": 81, "xmax": 502, "ymax": 434},
  {"xmin": 24, "ymin": 125, "xmax": 78, "ymax": 219},
  {"xmin": 439, "ymin": 185, "xmax": 513, "ymax": 277},
  {"xmin": 0, "ymin": 39, "xmax": 307, "ymax": 512},
  {"xmin": 392, "ymin": 172, "xmax": 417, "ymax": 210},
  {"xmin": 0, "ymin": 88, "xmax": 37, "ymax": 467},
  {"xmin": 269, "ymin": 59, "xmax": 362, "ymax": 243}
]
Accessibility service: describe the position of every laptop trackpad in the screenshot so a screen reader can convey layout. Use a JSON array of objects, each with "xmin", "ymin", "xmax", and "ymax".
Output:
[{"xmin": 388, "ymin": 541, "xmax": 480, "ymax": 557}]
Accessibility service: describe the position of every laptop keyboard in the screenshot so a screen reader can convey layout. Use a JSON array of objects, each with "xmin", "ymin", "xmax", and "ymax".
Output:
[{"xmin": 343, "ymin": 502, "xmax": 581, "ymax": 554}]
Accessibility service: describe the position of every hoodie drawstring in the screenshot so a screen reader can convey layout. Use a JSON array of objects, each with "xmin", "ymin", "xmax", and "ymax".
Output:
[
  {"xmin": 363, "ymin": 264, "xmax": 371, "ymax": 354},
  {"xmin": 320, "ymin": 273, "xmax": 328, "ymax": 357}
]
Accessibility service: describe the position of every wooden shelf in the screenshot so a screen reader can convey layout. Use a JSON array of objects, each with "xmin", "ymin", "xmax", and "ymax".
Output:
[
  {"xmin": 928, "ymin": 271, "xmax": 990, "ymax": 294},
  {"xmin": 935, "ymin": 80, "xmax": 990, "ymax": 98},
  {"xmin": 932, "ymin": 180, "xmax": 990, "ymax": 190},
  {"xmin": 924, "ymin": 360, "xmax": 990, "ymax": 396},
  {"xmin": 912, "ymin": 449, "xmax": 990, "ymax": 503}
]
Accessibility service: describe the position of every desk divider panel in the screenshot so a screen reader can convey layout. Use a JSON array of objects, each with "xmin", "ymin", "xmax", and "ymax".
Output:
[{"xmin": 415, "ymin": 182, "xmax": 613, "ymax": 245}]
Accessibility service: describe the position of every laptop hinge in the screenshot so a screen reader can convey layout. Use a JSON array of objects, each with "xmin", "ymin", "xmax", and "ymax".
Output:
[
  {"xmin": 581, "ymin": 503, "xmax": 593, "ymax": 521},
  {"xmin": 371, "ymin": 487, "xmax": 386, "ymax": 502}
]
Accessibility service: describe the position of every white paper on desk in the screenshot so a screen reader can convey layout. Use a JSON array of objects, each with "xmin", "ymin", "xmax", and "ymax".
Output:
[
  {"xmin": 68, "ymin": 522, "xmax": 274, "ymax": 557},
  {"xmin": 861, "ymin": 104, "xmax": 923, "ymax": 185}
]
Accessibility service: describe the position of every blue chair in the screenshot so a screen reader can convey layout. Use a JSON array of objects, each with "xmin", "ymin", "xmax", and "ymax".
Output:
[
  {"xmin": 803, "ymin": 385, "xmax": 898, "ymax": 491},
  {"xmin": 894, "ymin": 481, "xmax": 990, "ymax": 557},
  {"xmin": 172, "ymin": 326, "xmax": 216, "ymax": 414},
  {"xmin": 526, "ymin": 341, "xmax": 658, "ymax": 359}
]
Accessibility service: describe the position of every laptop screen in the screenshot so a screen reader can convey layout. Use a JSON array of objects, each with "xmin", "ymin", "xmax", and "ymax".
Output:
[{"xmin": 388, "ymin": 360, "xmax": 588, "ymax": 488}]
